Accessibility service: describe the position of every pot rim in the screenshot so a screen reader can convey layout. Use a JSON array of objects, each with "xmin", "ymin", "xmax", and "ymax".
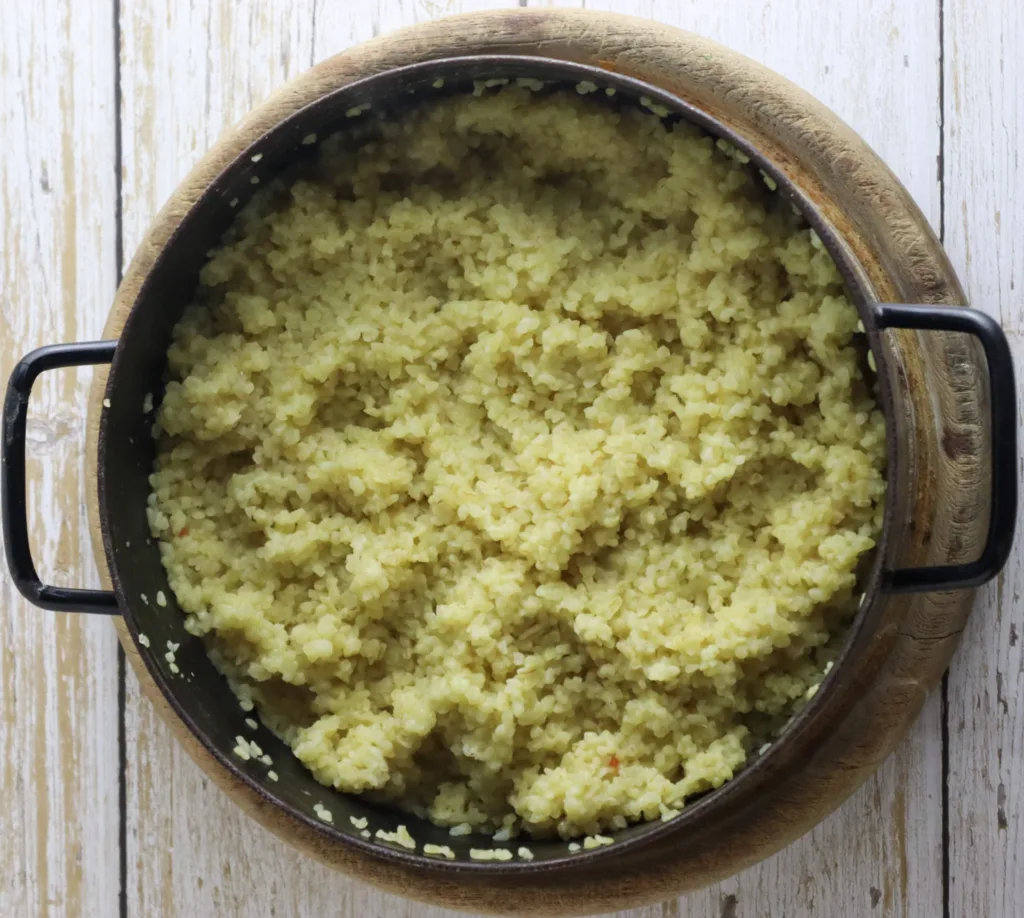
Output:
[{"xmin": 92, "ymin": 53, "xmax": 930, "ymax": 873}]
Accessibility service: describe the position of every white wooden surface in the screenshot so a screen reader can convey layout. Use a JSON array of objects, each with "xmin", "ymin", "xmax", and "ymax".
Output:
[
  {"xmin": 0, "ymin": 2, "xmax": 121, "ymax": 917},
  {"xmin": 0, "ymin": 0, "xmax": 1018, "ymax": 915},
  {"xmin": 943, "ymin": 1, "xmax": 1024, "ymax": 917}
]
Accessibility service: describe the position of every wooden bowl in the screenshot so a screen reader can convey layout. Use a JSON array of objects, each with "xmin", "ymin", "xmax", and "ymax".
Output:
[{"xmin": 62, "ymin": 9, "xmax": 1001, "ymax": 916}]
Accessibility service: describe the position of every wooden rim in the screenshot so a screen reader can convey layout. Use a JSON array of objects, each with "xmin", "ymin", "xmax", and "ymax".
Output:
[{"xmin": 86, "ymin": 10, "xmax": 986, "ymax": 915}]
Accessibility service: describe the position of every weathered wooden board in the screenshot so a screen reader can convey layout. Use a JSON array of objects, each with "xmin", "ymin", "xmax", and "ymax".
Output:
[
  {"xmin": 114, "ymin": 1, "xmax": 946, "ymax": 915},
  {"xmin": 10, "ymin": 0, "xmax": 1022, "ymax": 914},
  {"xmin": 943, "ymin": 1, "xmax": 1024, "ymax": 916},
  {"xmin": 118, "ymin": 7, "xmax": 321, "ymax": 915},
  {"xmin": 540, "ymin": 4, "xmax": 945, "ymax": 916},
  {"xmin": 0, "ymin": 1, "xmax": 121, "ymax": 917},
  {"xmin": 117, "ymin": 4, "xmax": 519, "ymax": 917}
]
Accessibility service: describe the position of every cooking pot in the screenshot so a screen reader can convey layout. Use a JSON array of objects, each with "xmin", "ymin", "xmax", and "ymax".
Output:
[{"xmin": 1, "ymin": 11, "xmax": 1017, "ymax": 916}]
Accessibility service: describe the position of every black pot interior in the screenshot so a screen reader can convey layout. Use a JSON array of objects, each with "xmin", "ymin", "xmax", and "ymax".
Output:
[{"xmin": 97, "ymin": 55, "xmax": 892, "ymax": 871}]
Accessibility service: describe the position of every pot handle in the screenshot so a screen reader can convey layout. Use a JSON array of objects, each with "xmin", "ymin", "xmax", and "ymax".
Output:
[
  {"xmin": 875, "ymin": 304, "xmax": 1017, "ymax": 593},
  {"xmin": 2, "ymin": 341, "xmax": 120, "ymax": 613}
]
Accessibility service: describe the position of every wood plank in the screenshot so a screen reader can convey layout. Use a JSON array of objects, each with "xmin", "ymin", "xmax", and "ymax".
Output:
[
  {"xmin": 538, "ymin": 2, "xmax": 944, "ymax": 916},
  {"xmin": 116, "ymin": 4, "xmax": 512, "ymax": 917},
  {"xmin": 118, "ymin": 7, "xmax": 315, "ymax": 914},
  {"xmin": 114, "ymin": 2, "xmax": 951, "ymax": 916},
  {"xmin": 944, "ymin": 0, "xmax": 1024, "ymax": 915},
  {"xmin": 0, "ymin": 2, "xmax": 121, "ymax": 917},
  {"xmin": 116, "ymin": 2, "xmax": 948, "ymax": 915}
]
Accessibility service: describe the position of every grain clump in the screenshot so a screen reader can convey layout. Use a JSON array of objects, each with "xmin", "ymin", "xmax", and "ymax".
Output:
[{"xmin": 148, "ymin": 86, "xmax": 886, "ymax": 839}]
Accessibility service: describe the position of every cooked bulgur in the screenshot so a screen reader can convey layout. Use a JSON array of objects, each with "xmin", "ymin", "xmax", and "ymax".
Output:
[
  {"xmin": 148, "ymin": 86, "xmax": 886, "ymax": 839},
  {"xmin": 376, "ymin": 824, "xmax": 416, "ymax": 849}
]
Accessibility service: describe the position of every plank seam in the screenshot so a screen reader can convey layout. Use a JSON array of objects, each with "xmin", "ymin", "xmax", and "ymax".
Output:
[
  {"xmin": 112, "ymin": 0, "xmax": 127, "ymax": 916},
  {"xmin": 938, "ymin": 1, "xmax": 951, "ymax": 914},
  {"xmin": 311, "ymin": 0, "xmax": 318, "ymax": 67},
  {"xmin": 938, "ymin": 0, "xmax": 947, "ymax": 246}
]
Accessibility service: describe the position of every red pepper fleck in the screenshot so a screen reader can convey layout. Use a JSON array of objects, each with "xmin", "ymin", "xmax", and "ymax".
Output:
[
  {"xmin": 178, "ymin": 527, "xmax": 189, "ymax": 537},
  {"xmin": 608, "ymin": 756, "xmax": 620, "ymax": 772}
]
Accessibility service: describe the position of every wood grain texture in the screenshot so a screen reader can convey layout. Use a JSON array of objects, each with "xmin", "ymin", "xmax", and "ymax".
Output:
[
  {"xmin": 4, "ymin": 0, "xmax": 1013, "ymax": 915},
  {"xmin": 541, "ymin": 5, "xmax": 946, "ymax": 916},
  {"xmin": 0, "ymin": 1, "xmax": 120, "ymax": 917},
  {"xmin": 116, "ymin": 5, "xmax": 520, "ymax": 918},
  {"xmin": 943, "ymin": 1, "xmax": 1024, "ymax": 916},
  {"xmin": 117, "ymin": 7, "xmax": 320, "ymax": 917},
  {"xmin": 90, "ymin": 6, "xmax": 986, "ymax": 916}
]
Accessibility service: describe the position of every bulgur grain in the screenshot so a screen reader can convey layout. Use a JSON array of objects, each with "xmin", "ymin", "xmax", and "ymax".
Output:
[
  {"xmin": 376, "ymin": 825, "xmax": 416, "ymax": 849},
  {"xmin": 638, "ymin": 96, "xmax": 670, "ymax": 118},
  {"xmin": 149, "ymin": 86, "xmax": 885, "ymax": 839},
  {"xmin": 470, "ymin": 848, "xmax": 513, "ymax": 861}
]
